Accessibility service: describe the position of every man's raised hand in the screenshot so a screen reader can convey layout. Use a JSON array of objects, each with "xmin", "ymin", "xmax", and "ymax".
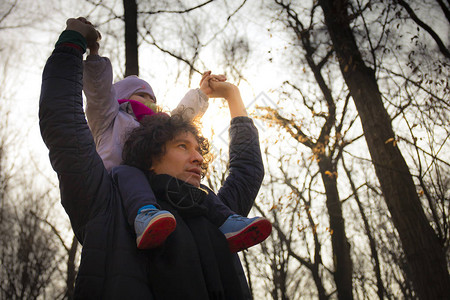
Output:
[
  {"xmin": 199, "ymin": 71, "xmax": 227, "ymax": 97},
  {"xmin": 66, "ymin": 17, "xmax": 101, "ymax": 54}
]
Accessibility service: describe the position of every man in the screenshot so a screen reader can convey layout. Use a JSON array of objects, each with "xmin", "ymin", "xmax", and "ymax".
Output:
[{"xmin": 39, "ymin": 18, "xmax": 267, "ymax": 299}]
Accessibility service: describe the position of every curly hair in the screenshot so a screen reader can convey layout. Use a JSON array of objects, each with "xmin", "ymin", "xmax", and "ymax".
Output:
[{"xmin": 122, "ymin": 113, "xmax": 211, "ymax": 177}]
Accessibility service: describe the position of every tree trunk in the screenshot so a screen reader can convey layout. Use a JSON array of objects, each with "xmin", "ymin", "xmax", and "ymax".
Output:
[
  {"xmin": 311, "ymin": 262, "xmax": 329, "ymax": 300},
  {"xmin": 123, "ymin": 0, "xmax": 139, "ymax": 76},
  {"xmin": 318, "ymin": 157, "xmax": 353, "ymax": 299},
  {"xmin": 343, "ymin": 160, "xmax": 385, "ymax": 299},
  {"xmin": 241, "ymin": 251, "xmax": 254, "ymax": 299},
  {"xmin": 65, "ymin": 235, "xmax": 79, "ymax": 300},
  {"xmin": 318, "ymin": 0, "xmax": 450, "ymax": 298}
]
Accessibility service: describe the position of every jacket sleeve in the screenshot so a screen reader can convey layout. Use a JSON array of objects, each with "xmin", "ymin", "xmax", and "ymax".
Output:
[
  {"xmin": 83, "ymin": 54, "xmax": 119, "ymax": 145},
  {"xmin": 39, "ymin": 46, "xmax": 111, "ymax": 243},
  {"xmin": 216, "ymin": 116, "xmax": 264, "ymax": 216}
]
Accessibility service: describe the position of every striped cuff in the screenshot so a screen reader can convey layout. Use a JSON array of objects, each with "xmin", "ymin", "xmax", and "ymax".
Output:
[{"xmin": 55, "ymin": 30, "xmax": 87, "ymax": 53}]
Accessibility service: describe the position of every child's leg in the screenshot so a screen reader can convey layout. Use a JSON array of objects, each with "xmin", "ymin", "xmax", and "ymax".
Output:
[
  {"xmin": 111, "ymin": 165, "xmax": 159, "ymax": 226},
  {"xmin": 201, "ymin": 192, "xmax": 234, "ymax": 227},
  {"xmin": 111, "ymin": 165, "xmax": 176, "ymax": 249},
  {"xmin": 202, "ymin": 192, "xmax": 272, "ymax": 253}
]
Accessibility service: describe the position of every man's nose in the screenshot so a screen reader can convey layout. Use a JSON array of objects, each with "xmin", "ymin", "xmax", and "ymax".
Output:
[{"xmin": 191, "ymin": 150, "xmax": 204, "ymax": 164}]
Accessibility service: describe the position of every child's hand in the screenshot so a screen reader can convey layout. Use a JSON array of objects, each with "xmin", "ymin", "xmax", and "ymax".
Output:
[
  {"xmin": 66, "ymin": 17, "xmax": 101, "ymax": 51},
  {"xmin": 88, "ymin": 42, "xmax": 100, "ymax": 56},
  {"xmin": 199, "ymin": 71, "xmax": 227, "ymax": 97}
]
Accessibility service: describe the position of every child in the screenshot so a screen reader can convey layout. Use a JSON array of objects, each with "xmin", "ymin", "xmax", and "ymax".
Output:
[{"xmin": 63, "ymin": 17, "xmax": 271, "ymax": 252}]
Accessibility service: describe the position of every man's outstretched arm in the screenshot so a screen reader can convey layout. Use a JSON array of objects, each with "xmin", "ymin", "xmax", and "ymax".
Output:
[
  {"xmin": 205, "ymin": 80, "xmax": 264, "ymax": 216},
  {"xmin": 39, "ymin": 18, "xmax": 109, "ymax": 242}
]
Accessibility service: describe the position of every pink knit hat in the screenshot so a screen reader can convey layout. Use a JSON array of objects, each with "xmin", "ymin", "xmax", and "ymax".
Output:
[{"xmin": 113, "ymin": 75, "xmax": 156, "ymax": 102}]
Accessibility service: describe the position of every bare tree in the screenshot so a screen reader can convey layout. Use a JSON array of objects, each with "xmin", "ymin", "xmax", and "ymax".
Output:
[
  {"xmin": 259, "ymin": 2, "xmax": 361, "ymax": 297},
  {"xmin": 257, "ymin": 174, "xmax": 330, "ymax": 300},
  {"xmin": 317, "ymin": 0, "xmax": 449, "ymax": 298},
  {"xmin": 0, "ymin": 190, "xmax": 65, "ymax": 300}
]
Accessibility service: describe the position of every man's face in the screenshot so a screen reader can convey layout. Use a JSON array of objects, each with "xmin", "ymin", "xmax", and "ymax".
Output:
[{"xmin": 151, "ymin": 131, "xmax": 204, "ymax": 187}]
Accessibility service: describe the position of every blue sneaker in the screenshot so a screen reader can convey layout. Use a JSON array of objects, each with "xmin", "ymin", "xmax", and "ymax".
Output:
[
  {"xmin": 135, "ymin": 208, "xmax": 176, "ymax": 249},
  {"xmin": 219, "ymin": 215, "xmax": 272, "ymax": 253}
]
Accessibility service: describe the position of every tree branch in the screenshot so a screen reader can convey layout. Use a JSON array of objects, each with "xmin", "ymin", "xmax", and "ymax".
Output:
[
  {"xmin": 396, "ymin": 0, "xmax": 450, "ymax": 58},
  {"xmin": 140, "ymin": 0, "xmax": 216, "ymax": 14}
]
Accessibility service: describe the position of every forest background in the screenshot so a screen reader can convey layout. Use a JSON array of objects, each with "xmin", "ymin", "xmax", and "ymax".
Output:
[{"xmin": 0, "ymin": 0, "xmax": 448, "ymax": 299}]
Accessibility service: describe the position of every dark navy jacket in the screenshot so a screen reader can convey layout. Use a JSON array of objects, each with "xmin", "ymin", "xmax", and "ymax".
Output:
[{"xmin": 39, "ymin": 46, "xmax": 264, "ymax": 299}]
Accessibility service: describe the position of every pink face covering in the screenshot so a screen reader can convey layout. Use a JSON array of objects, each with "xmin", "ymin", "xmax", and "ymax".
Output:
[{"xmin": 118, "ymin": 99, "xmax": 156, "ymax": 121}]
